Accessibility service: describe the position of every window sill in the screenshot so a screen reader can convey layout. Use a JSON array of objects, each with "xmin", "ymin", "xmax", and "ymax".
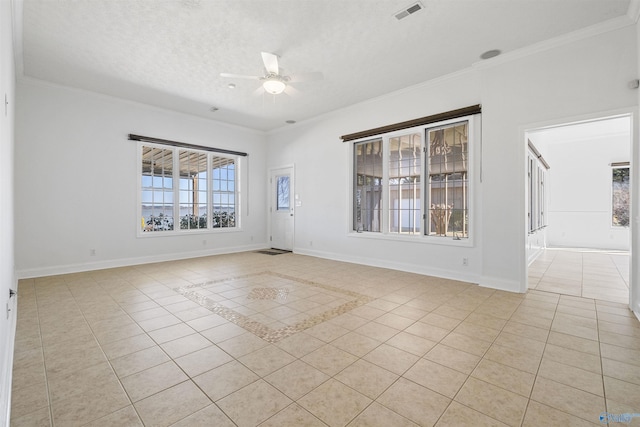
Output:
[
  {"xmin": 137, "ymin": 227, "xmax": 242, "ymax": 238},
  {"xmin": 347, "ymin": 231, "xmax": 474, "ymax": 247}
]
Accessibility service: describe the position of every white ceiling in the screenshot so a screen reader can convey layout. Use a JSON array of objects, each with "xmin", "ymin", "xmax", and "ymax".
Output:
[{"xmin": 15, "ymin": 0, "xmax": 635, "ymax": 131}]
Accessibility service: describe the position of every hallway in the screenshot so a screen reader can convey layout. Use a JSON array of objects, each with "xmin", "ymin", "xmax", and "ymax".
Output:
[{"xmin": 528, "ymin": 248, "xmax": 630, "ymax": 305}]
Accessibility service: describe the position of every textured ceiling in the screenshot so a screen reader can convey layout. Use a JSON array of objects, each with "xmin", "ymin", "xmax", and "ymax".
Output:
[{"xmin": 17, "ymin": 0, "xmax": 633, "ymax": 131}]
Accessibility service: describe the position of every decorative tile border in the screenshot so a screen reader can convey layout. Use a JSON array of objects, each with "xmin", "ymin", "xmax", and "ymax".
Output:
[
  {"xmin": 247, "ymin": 287, "xmax": 290, "ymax": 301},
  {"xmin": 174, "ymin": 271, "xmax": 373, "ymax": 343}
]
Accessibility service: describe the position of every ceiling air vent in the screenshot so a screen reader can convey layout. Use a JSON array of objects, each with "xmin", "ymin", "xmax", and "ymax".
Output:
[{"xmin": 395, "ymin": 2, "xmax": 424, "ymax": 20}]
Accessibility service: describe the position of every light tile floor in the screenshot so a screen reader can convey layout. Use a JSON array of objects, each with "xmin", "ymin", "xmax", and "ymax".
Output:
[
  {"xmin": 529, "ymin": 248, "xmax": 630, "ymax": 304},
  {"xmin": 11, "ymin": 251, "xmax": 640, "ymax": 426}
]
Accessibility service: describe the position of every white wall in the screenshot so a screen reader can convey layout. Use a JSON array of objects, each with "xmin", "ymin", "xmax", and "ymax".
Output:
[
  {"xmin": 15, "ymin": 80, "xmax": 269, "ymax": 277},
  {"xmin": 267, "ymin": 24, "xmax": 638, "ymax": 293},
  {"xmin": 268, "ymin": 73, "xmax": 484, "ymax": 284},
  {"xmin": 0, "ymin": 0, "xmax": 16, "ymax": 424},
  {"xmin": 545, "ymin": 132, "xmax": 630, "ymax": 250}
]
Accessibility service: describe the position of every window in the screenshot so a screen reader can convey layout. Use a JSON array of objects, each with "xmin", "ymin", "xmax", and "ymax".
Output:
[
  {"xmin": 612, "ymin": 165, "xmax": 630, "ymax": 227},
  {"xmin": 352, "ymin": 115, "xmax": 476, "ymax": 240},
  {"xmin": 140, "ymin": 144, "xmax": 239, "ymax": 234}
]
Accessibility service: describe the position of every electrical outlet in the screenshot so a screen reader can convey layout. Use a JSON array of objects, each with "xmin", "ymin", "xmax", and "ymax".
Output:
[
  {"xmin": 90, "ymin": 249, "xmax": 96, "ymax": 256},
  {"xmin": 462, "ymin": 257, "xmax": 468, "ymax": 266}
]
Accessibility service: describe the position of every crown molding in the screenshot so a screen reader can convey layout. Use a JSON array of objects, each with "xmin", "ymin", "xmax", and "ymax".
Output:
[{"xmin": 472, "ymin": 14, "xmax": 635, "ymax": 71}]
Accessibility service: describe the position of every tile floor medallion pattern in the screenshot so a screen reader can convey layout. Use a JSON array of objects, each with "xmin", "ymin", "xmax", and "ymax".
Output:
[
  {"xmin": 10, "ymin": 250, "xmax": 640, "ymax": 427},
  {"xmin": 175, "ymin": 272, "xmax": 373, "ymax": 343}
]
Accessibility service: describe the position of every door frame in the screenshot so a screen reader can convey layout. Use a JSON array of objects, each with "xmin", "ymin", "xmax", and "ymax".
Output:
[{"xmin": 521, "ymin": 108, "xmax": 638, "ymax": 316}]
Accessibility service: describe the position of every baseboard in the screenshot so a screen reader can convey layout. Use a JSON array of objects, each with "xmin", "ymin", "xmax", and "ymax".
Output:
[
  {"xmin": 527, "ymin": 247, "xmax": 545, "ymax": 266},
  {"xmin": 1, "ymin": 280, "xmax": 17, "ymax": 427},
  {"xmin": 16, "ymin": 244, "xmax": 266, "ymax": 279},
  {"xmin": 479, "ymin": 275, "xmax": 526, "ymax": 293},
  {"xmin": 293, "ymin": 248, "xmax": 482, "ymax": 285}
]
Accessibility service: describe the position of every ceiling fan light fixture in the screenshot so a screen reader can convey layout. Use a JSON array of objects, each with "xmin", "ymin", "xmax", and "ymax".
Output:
[{"xmin": 263, "ymin": 78, "xmax": 286, "ymax": 95}]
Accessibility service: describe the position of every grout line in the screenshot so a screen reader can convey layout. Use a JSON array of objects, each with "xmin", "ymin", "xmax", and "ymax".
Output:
[{"xmin": 12, "ymin": 252, "xmax": 637, "ymax": 426}]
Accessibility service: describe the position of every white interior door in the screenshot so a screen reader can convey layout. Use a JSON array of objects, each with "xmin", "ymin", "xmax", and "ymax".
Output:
[{"xmin": 270, "ymin": 167, "xmax": 294, "ymax": 251}]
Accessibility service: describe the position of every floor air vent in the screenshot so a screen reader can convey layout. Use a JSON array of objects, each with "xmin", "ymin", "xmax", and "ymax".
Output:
[{"xmin": 395, "ymin": 2, "xmax": 423, "ymax": 20}]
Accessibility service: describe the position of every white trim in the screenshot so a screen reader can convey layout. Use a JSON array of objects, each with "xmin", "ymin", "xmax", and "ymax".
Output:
[
  {"xmin": 479, "ymin": 275, "xmax": 525, "ymax": 293},
  {"xmin": 346, "ymin": 231, "xmax": 474, "ymax": 248},
  {"xmin": 1, "ymin": 295, "xmax": 16, "ymax": 427},
  {"xmin": 521, "ymin": 109, "xmax": 635, "ymax": 134},
  {"xmin": 472, "ymin": 15, "xmax": 635, "ymax": 72},
  {"xmin": 630, "ymin": 101, "xmax": 640, "ymax": 315},
  {"xmin": 521, "ymin": 107, "xmax": 638, "ymax": 300},
  {"xmin": 15, "ymin": 244, "xmax": 264, "ymax": 279},
  {"xmin": 294, "ymin": 247, "xmax": 481, "ymax": 285}
]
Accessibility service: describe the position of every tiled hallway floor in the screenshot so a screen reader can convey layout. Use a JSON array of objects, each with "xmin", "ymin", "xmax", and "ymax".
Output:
[
  {"xmin": 529, "ymin": 248, "xmax": 630, "ymax": 305},
  {"xmin": 11, "ymin": 251, "xmax": 640, "ymax": 426}
]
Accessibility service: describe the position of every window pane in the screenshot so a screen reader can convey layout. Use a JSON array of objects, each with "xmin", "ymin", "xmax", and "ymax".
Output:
[
  {"xmin": 612, "ymin": 167, "xmax": 630, "ymax": 227},
  {"xmin": 212, "ymin": 156, "xmax": 236, "ymax": 228},
  {"xmin": 427, "ymin": 121, "xmax": 469, "ymax": 237},
  {"xmin": 276, "ymin": 175, "xmax": 290, "ymax": 211},
  {"xmin": 389, "ymin": 133, "xmax": 421, "ymax": 234},
  {"xmin": 141, "ymin": 146, "xmax": 174, "ymax": 232},
  {"xmin": 178, "ymin": 150, "xmax": 208, "ymax": 230},
  {"xmin": 354, "ymin": 139, "xmax": 382, "ymax": 232}
]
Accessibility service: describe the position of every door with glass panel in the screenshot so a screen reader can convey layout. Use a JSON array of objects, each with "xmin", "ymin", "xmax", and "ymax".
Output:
[{"xmin": 270, "ymin": 167, "xmax": 294, "ymax": 251}]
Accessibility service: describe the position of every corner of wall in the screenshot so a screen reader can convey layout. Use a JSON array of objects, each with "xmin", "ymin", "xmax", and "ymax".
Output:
[
  {"xmin": 479, "ymin": 275, "xmax": 526, "ymax": 294},
  {"xmin": 1, "ymin": 0, "xmax": 18, "ymax": 423}
]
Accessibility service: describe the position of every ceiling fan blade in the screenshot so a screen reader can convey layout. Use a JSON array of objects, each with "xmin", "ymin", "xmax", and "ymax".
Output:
[
  {"xmin": 288, "ymin": 71, "xmax": 324, "ymax": 83},
  {"xmin": 261, "ymin": 52, "xmax": 280, "ymax": 75},
  {"xmin": 284, "ymin": 85, "xmax": 300, "ymax": 97},
  {"xmin": 220, "ymin": 73, "xmax": 260, "ymax": 80}
]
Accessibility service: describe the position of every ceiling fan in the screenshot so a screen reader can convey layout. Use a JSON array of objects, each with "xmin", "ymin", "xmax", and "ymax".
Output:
[{"xmin": 220, "ymin": 52, "xmax": 323, "ymax": 95}]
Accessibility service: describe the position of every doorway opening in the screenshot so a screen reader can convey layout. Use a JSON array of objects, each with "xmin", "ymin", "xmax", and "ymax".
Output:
[{"xmin": 525, "ymin": 115, "xmax": 632, "ymax": 305}]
